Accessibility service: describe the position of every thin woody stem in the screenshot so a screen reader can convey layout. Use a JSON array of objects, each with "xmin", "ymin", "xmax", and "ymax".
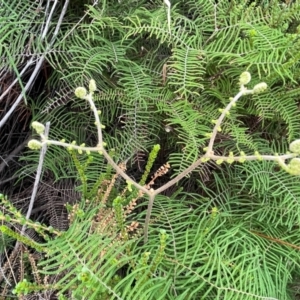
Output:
[
  {"xmin": 206, "ymin": 86, "xmax": 252, "ymax": 154},
  {"xmin": 40, "ymin": 138, "xmax": 151, "ymax": 196},
  {"xmin": 33, "ymin": 79, "xmax": 296, "ymax": 244},
  {"xmin": 85, "ymin": 93, "xmax": 103, "ymax": 146}
]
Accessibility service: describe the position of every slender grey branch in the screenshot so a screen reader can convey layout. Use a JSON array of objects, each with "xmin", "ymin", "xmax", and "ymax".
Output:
[
  {"xmin": 50, "ymin": 0, "xmax": 70, "ymax": 44},
  {"xmin": 0, "ymin": 57, "xmax": 45, "ymax": 129},
  {"xmin": 102, "ymin": 148, "xmax": 151, "ymax": 195},
  {"xmin": 0, "ymin": 58, "xmax": 34, "ymax": 104},
  {"xmin": 23, "ymin": 122, "xmax": 50, "ymax": 224},
  {"xmin": 13, "ymin": 123, "xmax": 50, "ymax": 253},
  {"xmin": 0, "ymin": 0, "xmax": 70, "ymax": 129},
  {"xmin": 41, "ymin": 0, "xmax": 59, "ymax": 40},
  {"xmin": 144, "ymin": 194, "xmax": 155, "ymax": 243},
  {"xmin": 14, "ymin": 122, "xmax": 50, "ymax": 252},
  {"xmin": 60, "ymin": 0, "xmax": 98, "ymax": 43}
]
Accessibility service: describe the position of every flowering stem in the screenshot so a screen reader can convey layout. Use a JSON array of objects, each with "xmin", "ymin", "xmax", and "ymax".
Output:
[
  {"xmin": 85, "ymin": 93, "xmax": 103, "ymax": 147},
  {"xmin": 29, "ymin": 74, "xmax": 299, "ymax": 244},
  {"xmin": 206, "ymin": 87, "xmax": 252, "ymax": 155}
]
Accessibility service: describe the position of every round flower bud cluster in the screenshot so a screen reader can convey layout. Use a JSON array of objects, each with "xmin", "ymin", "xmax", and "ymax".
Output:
[
  {"xmin": 252, "ymin": 82, "xmax": 268, "ymax": 94},
  {"xmin": 289, "ymin": 140, "xmax": 300, "ymax": 154},
  {"xmin": 28, "ymin": 139, "xmax": 43, "ymax": 150},
  {"xmin": 239, "ymin": 71, "xmax": 251, "ymax": 85},
  {"xmin": 75, "ymin": 87, "xmax": 87, "ymax": 99},
  {"xmin": 89, "ymin": 79, "xmax": 97, "ymax": 93},
  {"xmin": 287, "ymin": 158, "xmax": 300, "ymax": 175},
  {"xmin": 31, "ymin": 121, "xmax": 45, "ymax": 134}
]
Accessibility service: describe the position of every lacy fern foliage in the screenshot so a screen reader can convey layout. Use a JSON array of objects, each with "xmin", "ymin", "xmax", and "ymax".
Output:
[{"xmin": 3, "ymin": 0, "xmax": 300, "ymax": 299}]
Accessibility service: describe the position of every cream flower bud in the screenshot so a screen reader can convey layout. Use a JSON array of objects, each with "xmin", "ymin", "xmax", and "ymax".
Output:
[
  {"xmin": 287, "ymin": 158, "xmax": 300, "ymax": 175},
  {"xmin": 75, "ymin": 87, "xmax": 87, "ymax": 99},
  {"xmin": 31, "ymin": 121, "xmax": 45, "ymax": 134},
  {"xmin": 289, "ymin": 140, "xmax": 300, "ymax": 154},
  {"xmin": 28, "ymin": 139, "xmax": 43, "ymax": 150},
  {"xmin": 239, "ymin": 72, "xmax": 251, "ymax": 85},
  {"xmin": 89, "ymin": 79, "xmax": 97, "ymax": 93},
  {"xmin": 252, "ymin": 82, "xmax": 267, "ymax": 94}
]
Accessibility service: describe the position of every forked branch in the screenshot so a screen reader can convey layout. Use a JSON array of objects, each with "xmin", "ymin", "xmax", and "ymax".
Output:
[{"xmin": 27, "ymin": 73, "xmax": 300, "ymax": 243}]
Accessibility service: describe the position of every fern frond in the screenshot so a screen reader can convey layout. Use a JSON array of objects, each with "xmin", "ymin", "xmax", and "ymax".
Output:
[
  {"xmin": 167, "ymin": 47, "xmax": 206, "ymax": 97},
  {"xmin": 163, "ymin": 99, "xmax": 211, "ymax": 173},
  {"xmin": 254, "ymin": 86, "xmax": 300, "ymax": 141},
  {"xmin": 134, "ymin": 192, "xmax": 297, "ymax": 299}
]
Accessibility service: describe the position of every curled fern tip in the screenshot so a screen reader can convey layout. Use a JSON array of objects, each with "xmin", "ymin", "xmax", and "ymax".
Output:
[
  {"xmin": 75, "ymin": 87, "xmax": 87, "ymax": 99},
  {"xmin": 239, "ymin": 71, "xmax": 251, "ymax": 85}
]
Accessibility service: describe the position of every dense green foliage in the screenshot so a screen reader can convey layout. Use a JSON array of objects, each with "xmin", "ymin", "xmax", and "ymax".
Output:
[{"xmin": 2, "ymin": 0, "xmax": 300, "ymax": 299}]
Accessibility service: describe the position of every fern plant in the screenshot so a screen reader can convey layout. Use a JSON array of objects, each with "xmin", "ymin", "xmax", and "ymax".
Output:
[
  {"xmin": 15, "ymin": 72, "xmax": 299, "ymax": 299},
  {"xmin": 3, "ymin": 0, "xmax": 300, "ymax": 299},
  {"xmin": 19, "ymin": 0, "xmax": 300, "ymax": 182}
]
